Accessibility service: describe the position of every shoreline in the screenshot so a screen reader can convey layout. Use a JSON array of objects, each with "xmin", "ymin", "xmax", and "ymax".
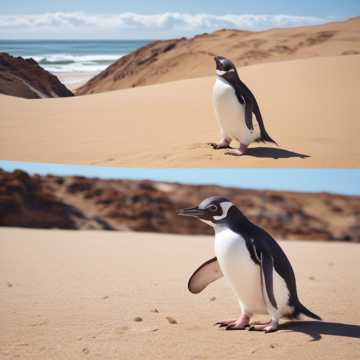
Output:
[{"xmin": 53, "ymin": 71, "xmax": 99, "ymax": 91}]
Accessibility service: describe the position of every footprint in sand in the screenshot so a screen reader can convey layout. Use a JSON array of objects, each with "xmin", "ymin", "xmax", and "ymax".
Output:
[
  {"xmin": 29, "ymin": 320, "xmax": 48, "ymax": 327},
  {"xmin": 114, "ymin": 326, "xmax": 130, "ymax": 335}
]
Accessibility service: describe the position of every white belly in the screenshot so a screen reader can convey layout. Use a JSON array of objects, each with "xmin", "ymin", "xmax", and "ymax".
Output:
[
  {"xmin": 214, "ymin": 227, "xmax": 292, "ymax": 317},
  {"xmin": 213, "ymin": 77, "xmax": 260, "ymax": 146}
]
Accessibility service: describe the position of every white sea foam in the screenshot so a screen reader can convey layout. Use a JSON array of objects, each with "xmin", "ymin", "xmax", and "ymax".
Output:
[{"xmin": 32, "ymin": 53, "xmax": 123, "ymax": 73}]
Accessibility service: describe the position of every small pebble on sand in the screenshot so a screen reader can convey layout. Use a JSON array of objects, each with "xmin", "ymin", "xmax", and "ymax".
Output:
[
  {"xmin": 134, "ymin": 316, "xmax": 143, "ymax": 322},
  {"xmin": 209, "ymin": 296, "xmax": 216, "ymax": 301},
  {"xmin": 151, "ymin": 308, "xmax": 159, "ymax": 313},
  {"xmin": 166, "ymin": 316, "xmax": 177, "ymax": 324}
]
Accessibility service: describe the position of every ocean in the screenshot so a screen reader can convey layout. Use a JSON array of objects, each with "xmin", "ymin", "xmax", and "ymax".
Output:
[{"xmin": 0, "ymin": 40, "xmax": 152, "ymax": 84}]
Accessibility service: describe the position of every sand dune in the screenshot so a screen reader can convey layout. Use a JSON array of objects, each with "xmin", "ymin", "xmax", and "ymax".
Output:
[
  {"xmin": 1, "ymin": 55, "xmax": 359, "ymax": 167},
  {"xmin": 77, "ymin": 16, "xmax": 360, "ymax": 94},
  {"xmin": 0, "ymin": 228, "xmax": 359, "ymax": 359}
]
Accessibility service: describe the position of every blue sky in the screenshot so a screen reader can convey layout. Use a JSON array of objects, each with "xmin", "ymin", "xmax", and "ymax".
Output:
[
  {"xmin": 3, "ymin": 1, "xmax": 359, "ymax": 17},
  {"xmin": 1, "ymin": 1, "xmax": 359, "ymax": 39},
  {"xmin": 1, "ymin": 161, "xmax": 359, "ymax": 196}
]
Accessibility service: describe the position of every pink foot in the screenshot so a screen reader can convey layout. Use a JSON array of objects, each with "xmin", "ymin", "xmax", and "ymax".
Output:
[
  {"xmin": 225, "ymin": 143, "xmax": 248, "ymax": 156},
  {"xmin": 249, "ymin": 319, "xmax": 278, "ymax": 333},
  {"xmin": 216, "ymin": 314, "xmax": 250, "ymax": 330},
  {"xmin": 209, "ymin": 137, "xmax": 231, "ymax": 149}
]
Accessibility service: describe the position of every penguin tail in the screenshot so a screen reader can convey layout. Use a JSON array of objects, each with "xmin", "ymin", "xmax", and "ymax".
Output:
[
  {"xmin": 294, "ymin": 302, "xmax": 322, "ymax": 321},
  {"xmin": 256, "ymin": 129, "xmax": 278, "ymax": 145},
  {"xmin": 261, "ymin": 132, "xmax": 278, "ymax": 145}
]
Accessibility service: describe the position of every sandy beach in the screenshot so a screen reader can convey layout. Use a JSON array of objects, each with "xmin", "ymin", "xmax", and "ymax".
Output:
[
  {"xmin": 0, "ymin": 55, "xmax": 359, "ymax": 167},
  {"xmin": 55, "ymin": 72, "xmax": 95, "ymax": 91},
  {"xmin": 0, "ymin": 228, "xmax": 359, "ymax": 360}
]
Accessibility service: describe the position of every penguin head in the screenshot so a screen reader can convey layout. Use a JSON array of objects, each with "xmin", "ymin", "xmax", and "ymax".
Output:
[
  {"xmin": 177, "ymin": 196, "xmax": 234, "ymax": 225},
  {"xmin": 214, "ymin": 56, "xmax": 236, "ymax": 76}
]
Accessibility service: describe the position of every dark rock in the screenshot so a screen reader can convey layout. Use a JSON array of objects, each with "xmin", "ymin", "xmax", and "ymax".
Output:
[{"xmin": 0, "ymin": 52, "xmax": 73, "ymax": 99}]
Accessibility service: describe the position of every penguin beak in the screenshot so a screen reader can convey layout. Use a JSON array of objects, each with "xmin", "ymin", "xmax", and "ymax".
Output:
[
  {"xmin": 214, "ymin": 56, "xmax": 220, "ymax": 66},
  {"xmin": 177, "ymin": 207, "xmax": 205, "ymax": 217}
]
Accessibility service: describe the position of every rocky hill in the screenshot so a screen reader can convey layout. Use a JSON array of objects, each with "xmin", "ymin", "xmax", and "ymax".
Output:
[
  {"xmin": 0, "ymin": 53, "xmax": 73, "ymax": 99},
  {"xmin": 77, "ymin": 17, "xmax": 360, "ymax": 94},
  {"xmin": 1, "ymin": 169, "xmax": 359, "ymax": 242}
]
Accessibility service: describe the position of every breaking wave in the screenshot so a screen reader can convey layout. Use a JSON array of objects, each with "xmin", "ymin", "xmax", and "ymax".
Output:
[{"xmin": 33, "ymin": 53, "xmax": 122, "ymax": 73}]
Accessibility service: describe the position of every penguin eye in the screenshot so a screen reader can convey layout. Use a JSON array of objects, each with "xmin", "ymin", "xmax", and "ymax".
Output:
[{"xmin": 208, "ymin": 204, "xmax": 218, "ymax": 212}]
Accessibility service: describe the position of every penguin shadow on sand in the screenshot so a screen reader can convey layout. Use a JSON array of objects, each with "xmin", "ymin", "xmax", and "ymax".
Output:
[
  {"xmin": 243, "ymin": 146, "xmax": 310, "ymax": 160},
  {"xmin": 279, "ymin": 321, "xmax": 360, "ymax": 341}
]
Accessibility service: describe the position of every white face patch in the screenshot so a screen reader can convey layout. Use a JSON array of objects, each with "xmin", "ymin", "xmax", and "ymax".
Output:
[
  {"xmin": 213, "ymin": 201, "xmax": 233, "ymax": 221},
  {"xmin": 216, "ymin": 68, "xmax": 235, "ymax": 76},
  {"xmin": 200, "ymin": 219, "xmax": 214, "ymax": 227}
]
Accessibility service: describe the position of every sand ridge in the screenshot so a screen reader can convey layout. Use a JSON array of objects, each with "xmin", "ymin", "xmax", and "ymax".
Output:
[
  {"xmin": 0, "ymin": 228, "xmax": 359, "ymax": 359},
  {"xmin": 76, "ymin": 16, "xmax": 360, "ymax": 94}
]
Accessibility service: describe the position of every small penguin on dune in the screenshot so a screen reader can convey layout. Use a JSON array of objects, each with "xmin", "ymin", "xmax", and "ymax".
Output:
[
  {"xmin": 210, "ymin": 56, "xmax": 276, "ymax": 156},
  {"xmin": 177, "ymin": 197, "xmax": 321, "ymax": 333}
]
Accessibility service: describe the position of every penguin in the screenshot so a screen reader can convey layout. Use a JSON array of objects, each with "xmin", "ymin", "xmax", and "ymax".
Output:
[
  {"xmin": 177, "ymin": 196, "xmax": 321, "ymax": 333},
  {"xmin": 210, "ymin": 56, "xmax": 276, "ymax": 156}
]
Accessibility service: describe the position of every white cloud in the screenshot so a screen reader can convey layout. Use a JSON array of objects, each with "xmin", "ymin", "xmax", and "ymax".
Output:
[{"xmin": 0, "ymin": 12, "xmax": 331, "ymax": 39}]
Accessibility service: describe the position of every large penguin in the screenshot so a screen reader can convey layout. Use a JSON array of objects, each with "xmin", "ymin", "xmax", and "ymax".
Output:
[
  {"xmin": 210, "ymin": 56, "xmax": 276, "ymax": 156},
  {"xmin": 177, "ymin": 196, "xmax": 321, "ymax": 333}
]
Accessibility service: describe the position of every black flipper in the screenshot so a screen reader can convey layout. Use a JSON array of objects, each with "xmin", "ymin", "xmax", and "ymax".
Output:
[
  {"xmin": 244, "ymin": 99, "xmax": 254, "ymax": 131},
  {"xmin": 188, "ymin": 257, "xmax": 223, "ymax": 294},
  {"xmin": 260, "ymin": 252, "xmax": 278, "ymax": 309}
]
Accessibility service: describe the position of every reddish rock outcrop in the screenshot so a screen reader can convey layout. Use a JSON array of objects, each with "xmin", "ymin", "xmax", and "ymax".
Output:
[
  {"xmin": 1, "ymin": 169, "xmax": 359, "ymax": 242},
  {"xmin": 0, "ymin": 170, "xmax": 112, "ymax": 230},
  {"xmin": 0, "ymin": 53, "xmax": 73, "ymax": 99}
]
